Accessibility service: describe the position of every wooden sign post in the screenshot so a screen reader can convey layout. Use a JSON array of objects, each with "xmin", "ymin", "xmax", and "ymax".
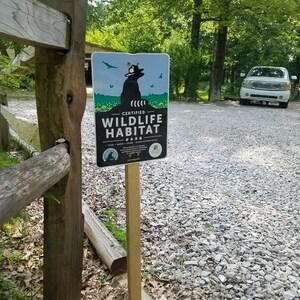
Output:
[
  {"xmin": 92, "ymin": 52, "xmax": 169, "ymax": 299},
  {"xmin": 125, "ymin": 163, "xmax": 142, "ymax": 300}
]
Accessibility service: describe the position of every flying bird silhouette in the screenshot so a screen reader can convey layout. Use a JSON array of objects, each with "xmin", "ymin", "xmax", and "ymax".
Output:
[
  {"xmin": 110, "ymin": 84, "xmax": 114, "ymax": 88},
  {"xmin": 150, "ymin": 84, "xmax": 154, "ymax": 88},
  {"xmin": 102, "ymin": 60, "xmax": 118, "ymax": 69},
  {"xmin": 158, "ymin": 73, "xmax": 163, "ymax": 79}
]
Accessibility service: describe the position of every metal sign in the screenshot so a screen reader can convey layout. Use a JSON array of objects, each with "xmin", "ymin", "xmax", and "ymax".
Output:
[{"xmin": 91, "ymin": 52, "xmax": 169, "ymax": 167}]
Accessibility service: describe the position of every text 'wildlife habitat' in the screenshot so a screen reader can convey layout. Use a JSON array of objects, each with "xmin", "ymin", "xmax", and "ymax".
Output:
[{"xmin": 92, "ymin": 52, "xmax": 169, "ymax": 167}]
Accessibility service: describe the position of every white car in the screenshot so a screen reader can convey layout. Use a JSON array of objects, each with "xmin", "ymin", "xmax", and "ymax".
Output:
[{"xmin": 240, "ymin": 66, "xmax": 297, "ymax": 108}]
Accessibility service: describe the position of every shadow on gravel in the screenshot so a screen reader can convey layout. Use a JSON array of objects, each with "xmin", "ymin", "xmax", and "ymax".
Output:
[{"xmin": 241, "ymin": 102, "xmax": 283, "ymax": 109}]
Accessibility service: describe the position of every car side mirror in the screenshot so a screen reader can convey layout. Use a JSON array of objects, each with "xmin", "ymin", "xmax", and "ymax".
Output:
[
  {"xmin": 290, "ymin": 75, "xmax": 297, "ymax": 81},
  {"xmin": 240, "ymin": 73, "xmax": 246, "ymax": 78}
]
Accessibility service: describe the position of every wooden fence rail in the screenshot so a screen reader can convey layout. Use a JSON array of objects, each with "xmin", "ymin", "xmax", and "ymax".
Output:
[
  {"xmin": 0, "ymin": 142, "xmax": 70, "ymax": 226},
  {"xmin": 0, "ymin": 104, "xmax": 41, "ymax": 151},
  {"xmin": 0, "ymin": 104, "xmax": 128, "ymax": 274},
  {"xmin": 0, "ymin": 0, "xmax": 70, "ymax": 49}
]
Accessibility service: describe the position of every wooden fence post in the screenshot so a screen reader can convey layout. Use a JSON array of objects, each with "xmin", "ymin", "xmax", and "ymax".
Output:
[
  {"xmin": 0, "ymin": 94, "xmax": 9, "ymax": 150},
  {"xmin": 35, "ymin": 1, "xmax": 87, "ymax": 299}
]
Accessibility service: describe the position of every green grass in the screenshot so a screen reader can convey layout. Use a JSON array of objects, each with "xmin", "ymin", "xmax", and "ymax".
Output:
[
  {"xmin": 173, "ymin": 82, "xmax": 210, "ymax": 101},
  {"xmin": 0, "ymin": 150, "xmax": 19, "ymax": 170},
  {"xmin": 102, "ymin": 210, "xmax": 127, "ymax": 249},
  {"xmin": 0, "ymin": 137, "xmax": 32, "ymax": 170},
  {"xmin": 94, "ymin": 92, "xmax": 168, "ymax": 112},
  {"xmin": 196, "ymin": 81, "xmax": 209, "ymax": 100},
  {"xmin": 10, "ymin": 138, "xmax": 31, "ymax": 159}
]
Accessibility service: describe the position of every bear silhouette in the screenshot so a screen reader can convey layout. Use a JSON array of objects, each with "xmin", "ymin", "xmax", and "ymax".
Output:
[{"xmin": 120, "ymin": 65, "xmax": 148, "ymax": 108}]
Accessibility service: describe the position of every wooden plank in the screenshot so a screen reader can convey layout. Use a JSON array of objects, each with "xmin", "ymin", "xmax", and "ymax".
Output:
[
  {"xmin": 0, "ymin": 0, "xmax": 70, "ymax": 49},
  {"xmin": 0, "ymin": 95, "xmax": 9, "ymax": 150},
  {"xmin": 10, "ymin": 128, "xmax": 39, "ymax": 155},
  {"xmin": 35, "ymin": 0, "xmax": 87, "ymax": 299},
  {"xmin": 125, "ymin": 163, "xmax": 142, "ymax": 300},
  {"xmin": 0, "ymin": 104, "xmax": 40, "ymax": 151},
  {"xmin": 83, "ymin": 201, "xmax": 127, "ymax": 275},
  {"xmin": 0, "ymin": 143, "xmax": 70, "ymax": 226}
]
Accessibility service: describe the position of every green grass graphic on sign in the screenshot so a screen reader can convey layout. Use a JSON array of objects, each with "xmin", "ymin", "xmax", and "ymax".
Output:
[{"xmin": 94, "ymin": 93, "xmax": 168, "ymax": 112}]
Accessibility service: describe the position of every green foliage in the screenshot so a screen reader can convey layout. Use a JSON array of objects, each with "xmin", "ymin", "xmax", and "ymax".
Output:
[
  {"xmin": 86, "ymin": 28, "xmax": 126, "ymax": 51},
  {"xmin": 102, "ymin": 210, "xmax": 126, "ymax": 249},
  {"xmin": 196, "ymin": 82, "xmax": 210, "ymax": 100},
  {"xmin": 142, "ymin": 266, "xmax": 160, "ymax": 278},
  {"xmin": 224, "ymin": 0, "xmax": 300, "ymax": 88},
  {"xmin": 0, "ymin": 273, "xmax": 30, "ymax": 300},
  {"xmin": 1, "ymin": 212, "xmax": 29, "ymax": 237},
  {"xmin": 98, "ymin": 274, "xmax": 107, "ymax": 285},
  {"xmin": 9, "ymin": 138, "xmax": 31, "ymax": 160},
  {"xmin": 175, "ymin": 255, "xmax": 186, "ymax": 266},
  {"xmin": 0, "ymin": 150, "xmax": 19, "ymax": 170},
  {"xmin": 87, "ymin": 0, "xmax": 300, "ymax": 100},
  {"xmin": 0, "ymin": 41, "xmax": 24, "ymax": 57},
  {"xmin": 0, "ymin": 55, "xmax": 34, "ymax": 94},
  {"xmin": 87, "ymin": 0, "xmax": 108, "ymax": 30},
  {"xmin": 162, "ymin": 39, "xmax": 193, "ymax": 96}
]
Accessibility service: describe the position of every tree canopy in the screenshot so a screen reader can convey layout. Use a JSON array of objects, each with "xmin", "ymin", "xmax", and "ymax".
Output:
[{"xmin": 87, "ymin": 0, "xmax": 300, "ymax": 100}]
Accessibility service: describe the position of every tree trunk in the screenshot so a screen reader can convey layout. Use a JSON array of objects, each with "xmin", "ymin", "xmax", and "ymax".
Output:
[
  {"xmin": 209, "ymin": 26, "xmax": 228, "ymax": 102},
  {"xmin": 35, "ymin": 1, "xmax": 87, "ymax": 299},
  {"xmin": 190, "ymin": 0, "xmax": 202, "ymax": 51},
  {"xmin": 184, "ymin": 0, "xmax": 202, "ymax": 99}
]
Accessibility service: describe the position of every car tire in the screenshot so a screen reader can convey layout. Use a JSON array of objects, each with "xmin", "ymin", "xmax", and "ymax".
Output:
[
  {"xmin": 240, "ymin": 99, "xmax": 249, "ymax": 105},
  {"xmin": 279, "ymin": 101, "xmax": 288, "ymax": 109}
]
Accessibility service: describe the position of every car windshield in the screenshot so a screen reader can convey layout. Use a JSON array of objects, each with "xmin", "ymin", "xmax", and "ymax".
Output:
[{"xmin": 248, "ymin": 67, "xmax": 285, "ymax": 78}]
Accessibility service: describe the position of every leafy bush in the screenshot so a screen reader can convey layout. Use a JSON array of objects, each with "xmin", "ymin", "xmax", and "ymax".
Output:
[{"xmin": 0, "ymin": 54, "xmax": 34, "ymax": 94}]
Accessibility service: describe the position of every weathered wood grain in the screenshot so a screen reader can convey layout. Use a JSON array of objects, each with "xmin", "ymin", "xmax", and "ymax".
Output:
[
  {"xmin": 35, "ymin": 0, "xmax": 87, "ymax": 299},
  {"xmin": 0, "ymin": 0, "xmax": 70, "ymax": 49},
  {"xmin": 0, "ymin": 104, "xmax": 40, "ymax": 151},
  {"xmin": 83, "ymin": 201, "xmax": 127, "ymax": 275},
  {"xmin": 0, "ymin": 143, "xmax": 70, "ymax": 226},
  {"xmin": 0, "ymin": 95, "xmax": 9, "ymax": 150},
  {"xmin": 126, "ymin": 163, "xmax": 142, "ymax": 300}
]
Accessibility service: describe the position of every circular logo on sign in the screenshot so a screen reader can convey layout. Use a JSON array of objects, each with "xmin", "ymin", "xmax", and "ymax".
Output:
[
  {"xmin": 149, "ymin": 143, "xmax": 162, "ymax": 158},
  {"xmin": 103, "ymin": 148, "xmax": 118, "ymax": 162}
]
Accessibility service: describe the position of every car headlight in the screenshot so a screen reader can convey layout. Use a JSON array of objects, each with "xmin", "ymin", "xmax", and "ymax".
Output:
[
  {"xmin": 242, "ymin": 79, "xmax": 254, "ymax": 89},
  {"xmin": 278, "ymin": 82, "xmax": 290, "ymax": 91}
]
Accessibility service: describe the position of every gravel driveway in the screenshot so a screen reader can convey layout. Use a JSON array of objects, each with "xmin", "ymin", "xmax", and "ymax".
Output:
[{"xmin": 9, "ymin": 99, "xmax": 300, "ymax": 299}]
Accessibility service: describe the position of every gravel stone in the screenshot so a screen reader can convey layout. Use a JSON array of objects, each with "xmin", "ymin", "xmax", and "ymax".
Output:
[
  {"xmin": 265, "ymin": 274, "xmax": 274, "ymax": 282},
  {"xmin": 200, "ymin": 271, "xmax": 211, "ymax": 278},
  {"xmin": 9, "ymin": 99, "xmax": 300, "ymax": 300},
  {"xmin": 218, "ymin": 275, "xmax": 227, "ymax": 283},
  {"xmin": 283, "ymin": 290, "xmax": 299, "ymax": 299},
  {"xmin": 184, "ymin": 261, "xmax": 198, "ymax": 267}
]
